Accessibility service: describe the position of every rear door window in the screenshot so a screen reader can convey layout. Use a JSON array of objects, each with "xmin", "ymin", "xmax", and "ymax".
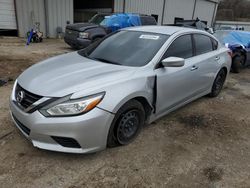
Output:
[
  {"xmin": 211, "ymin": 38, "xmax": 218, "ymax": 50},
  {"xmin": 163, "ymin": 34, "xmax": 193, "ymax": 59},
  {"xmin": 194, "ymin": 34, "xmax": 213, "ymax": 55}
]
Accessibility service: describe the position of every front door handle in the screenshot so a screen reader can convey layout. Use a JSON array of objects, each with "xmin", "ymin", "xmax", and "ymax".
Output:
[{"xmin": 190, "ymin": 66, "xmax": 198, "ymax": 71}]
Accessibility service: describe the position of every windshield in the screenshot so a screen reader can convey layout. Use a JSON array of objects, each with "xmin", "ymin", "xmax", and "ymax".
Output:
[
  {"xmin": 78, "ymin": 31, "xmax": 169, "ymax": 67},
  {"xmin": 89, "ymin": 14, "xmax": 106, "ymax": 25},
  {"xmin": 100, "ymin": 17, "xmax": 109, "ymax": 26}
]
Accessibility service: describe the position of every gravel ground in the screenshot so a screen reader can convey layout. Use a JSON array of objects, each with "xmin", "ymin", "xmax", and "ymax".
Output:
[{"xmin": 0, "ymin": 37, "xmax": 250, "ymax": 188}]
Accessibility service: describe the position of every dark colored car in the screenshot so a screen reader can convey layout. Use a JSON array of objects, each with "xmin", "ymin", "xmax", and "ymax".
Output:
[
  {"xmin": 166, "ymin": 18, "xmax": 209, "ymax": 30},
  {"xmin": 214, "ymin": 30, "xmax": 250, "ymax": 73},
  {"xmin": 64, "ymin": 13, "xmax": 157, "ymax": 49}
]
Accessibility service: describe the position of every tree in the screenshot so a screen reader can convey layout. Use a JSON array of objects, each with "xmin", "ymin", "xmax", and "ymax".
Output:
[{"xmin": 216, "ymin": 0, "xmax": 250, "ymax": 21}]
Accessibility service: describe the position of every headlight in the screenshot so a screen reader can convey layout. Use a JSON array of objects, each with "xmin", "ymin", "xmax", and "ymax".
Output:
[
  {"xmin": 79, "ymin": 32, "xmax": 89, "ymax": 39},
  {"xmin": 40, "ymin": 92, "xmax": 105, "ymax": 117}
]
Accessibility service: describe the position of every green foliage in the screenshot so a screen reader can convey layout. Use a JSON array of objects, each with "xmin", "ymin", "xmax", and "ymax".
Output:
[{"xmin": 217, "ymin": 0, "xmax": 250, "ymax": 21}]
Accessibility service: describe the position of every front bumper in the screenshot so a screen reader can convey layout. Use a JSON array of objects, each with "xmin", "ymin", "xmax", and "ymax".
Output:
[
  {"xmin": 9, "ymin": 99, "xmax": 115, "ymax": 154},
  {"xmin": 64, "ymin": 37, "xmax": 91, "ymax": 49}
]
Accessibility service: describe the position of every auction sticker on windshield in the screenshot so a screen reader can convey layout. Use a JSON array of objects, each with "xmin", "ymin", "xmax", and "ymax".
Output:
[{"xmin": 139, "ymin": 35, "xmax": 160, "ymax": 40}]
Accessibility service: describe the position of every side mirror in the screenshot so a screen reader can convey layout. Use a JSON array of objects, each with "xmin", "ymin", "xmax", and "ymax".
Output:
[{"xmin": 161, "ymin": 57, "xmax": 185, "ymax": 67}]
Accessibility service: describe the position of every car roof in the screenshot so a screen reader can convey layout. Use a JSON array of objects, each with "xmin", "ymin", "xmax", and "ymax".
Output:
[{"xmin": 123, "ymin": 26, "xmax": 203, "ymax": 35}]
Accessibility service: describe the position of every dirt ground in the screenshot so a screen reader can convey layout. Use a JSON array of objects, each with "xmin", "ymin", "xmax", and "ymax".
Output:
[{"xmin": 0, "ymin": 37, "xmax": 250, "ymax": 188}]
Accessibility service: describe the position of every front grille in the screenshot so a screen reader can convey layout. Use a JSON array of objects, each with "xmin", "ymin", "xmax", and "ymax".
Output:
[
  {"xmin": 12, "ymin": 115, "xmax": 30, "ymax": 135},
  {"xmin": 65, "ymin": 29, "xmax": 79, "ymax": 39},
  {"xmin": 51, "ymin": 136, "xmax": 81, "ymax": 148},
  {"xmin": 15, "ymin": 84, "xmax": 42, "ymax": 109}
]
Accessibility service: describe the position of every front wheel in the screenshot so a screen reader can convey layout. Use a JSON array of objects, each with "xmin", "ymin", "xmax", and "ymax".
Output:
[
  {"xmin": 209, "ymin": 69, "xmax": 227, "ymax": 98},
  {"xmin": 107, "ymin": 100, "xmax": 145, "ymax": 147}
]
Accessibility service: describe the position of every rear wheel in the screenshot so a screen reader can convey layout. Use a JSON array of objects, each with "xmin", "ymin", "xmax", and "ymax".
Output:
[
  {"xmin": 232, "ymin": 54, "xmax": 245, "ymax": 73},
  {"xmin": 209, "ymin": 69, "xmax": 227, "ymax": 97},
  {"xmin": 107, "ymin": 100, "xmax": 145, "ymax": 147}
]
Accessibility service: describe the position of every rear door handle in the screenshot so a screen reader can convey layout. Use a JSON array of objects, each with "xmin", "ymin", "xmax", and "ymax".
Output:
[
  {"xmin": 215, "ymin": 56, "xmax": 220, "ymax": 61},
  {"xmin": 190, "ymin": 66, "xmax": 198, "ymax": 71}
]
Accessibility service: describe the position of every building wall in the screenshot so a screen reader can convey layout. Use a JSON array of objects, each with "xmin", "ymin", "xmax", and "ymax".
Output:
[
  {"xmin": 15, "ymin": 0, "xmax": 73, "ymax": 38},
  {"xmin": 193, "ymin": 0, "xmax": 216, "ymax": 26},
  {"xmin": 14, "ymin": 0, "xmax": 218, "ymax": 37},
  {"xmin": 0, "ymin": 0, "xmax": 17, "ymax": 30},
  {"xmin": 124, "ymin": 0, "xmax": 165, "ymax": 24},
  {"xmin": 163, "ymin": 0, "xmax": 195, "ymax": 25},
  {"xmin": 45, "ymin": 0, "xmax": 73, "ymax": 38},
  {"xmin": 113, "ymin": 0, "xmax": 218, "ymax": 26},
  {"xmin": 113, "ymin": 0, "xmax": 124, "ymax": 13},
  {"xmin": 15, "ymin": 0, "xmax": 46, "ymax": 37}
]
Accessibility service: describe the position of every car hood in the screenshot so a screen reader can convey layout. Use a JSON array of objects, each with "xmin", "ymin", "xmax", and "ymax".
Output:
[
  {"xmin": 66, "ymin": 23, "xmax": 99, "ymax": 32},
  {"xmin": 18, "ymin": 52, "xmax": 136, "ymax": 97}
]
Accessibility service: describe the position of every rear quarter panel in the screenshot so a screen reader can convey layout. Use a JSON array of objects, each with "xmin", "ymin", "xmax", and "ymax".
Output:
[{"xmin": 217, "ymin": 46, "xmax": 232, "ymax": 76}]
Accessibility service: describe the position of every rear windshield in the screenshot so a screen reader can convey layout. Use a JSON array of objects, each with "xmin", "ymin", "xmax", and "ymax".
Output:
[
  {"xmin": 213, "ymin": 30, "xmax": 231, "ymax": 44},
  {"xmin": 78, "ymin": 31, "xmax": 169, "ymax": 67}
]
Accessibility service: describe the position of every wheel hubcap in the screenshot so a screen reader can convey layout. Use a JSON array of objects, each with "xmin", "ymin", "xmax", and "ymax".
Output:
[{"xmin": 117, "ymin": 110, "xmax": 140, "ymax": 144}]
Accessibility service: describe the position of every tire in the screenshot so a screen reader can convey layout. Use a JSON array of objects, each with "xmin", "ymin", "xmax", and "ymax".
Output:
[
  {"xmin": 232, "ymin": 55, "xmax": 245, "ymax": 73},
  {"xmin": 107, "ymin": 100, "xmax": 145, "ymax": 147},
  {"xmin": 209, "ymin": 69, "xmax": 227, "ymax": 98}
]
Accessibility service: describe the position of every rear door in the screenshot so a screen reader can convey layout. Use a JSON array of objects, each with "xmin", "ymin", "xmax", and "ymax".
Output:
[
  {"xmin": 155, "ymin": 33, "xmax": 221, "ymax": 117},
  {"xmin": 192, "ymin": 34, "xmax": 221, "ymax": 91}
]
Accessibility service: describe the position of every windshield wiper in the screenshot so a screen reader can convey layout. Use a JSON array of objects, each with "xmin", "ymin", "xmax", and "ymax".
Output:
[{"xmin": 93, "ymin": 57, "xmax": 121, "ymax": 65}]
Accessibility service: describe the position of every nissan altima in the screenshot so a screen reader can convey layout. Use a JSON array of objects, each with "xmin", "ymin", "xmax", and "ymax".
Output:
[{"xmin": 10, "ymin": 26, "xmax": 231, "ymax": 153}]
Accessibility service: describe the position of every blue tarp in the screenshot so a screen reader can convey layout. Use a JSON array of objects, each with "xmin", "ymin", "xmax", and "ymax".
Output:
[
  {"xmin": 223, "ymin": 31, "xmax": 250, "ymax": 48},
  {"xmin": 105, "ymin": 13, "xmax": 142, "ymax": 32}
]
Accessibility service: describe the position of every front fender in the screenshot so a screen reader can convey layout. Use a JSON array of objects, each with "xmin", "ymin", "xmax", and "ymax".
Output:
[
  {"xmin": 97, "ymin": 76, "xmax": 155, "ymax": 113},
  {"xmin": 109, "ymin": 91, "xmax": 153, "ymax": 114}
]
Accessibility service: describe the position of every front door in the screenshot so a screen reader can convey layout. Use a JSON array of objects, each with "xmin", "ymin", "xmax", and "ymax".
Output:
[{"xmin": 155, "ymin": 34, "xmax": 203, "ymax": 117}]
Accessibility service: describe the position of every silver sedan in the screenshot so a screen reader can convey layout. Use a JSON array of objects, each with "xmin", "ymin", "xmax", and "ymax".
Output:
[{"xmin": 10, "ymin": 26, "xmax": 231, "ymax": 153}]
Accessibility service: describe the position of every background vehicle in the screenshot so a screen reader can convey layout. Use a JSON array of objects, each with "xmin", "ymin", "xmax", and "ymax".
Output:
[
  {"xmin": 64, "ymin": 13, "xmax": 157, "ymax": 49},
  {"xmin": 214, "ymin": 30, "xmax": 250, "ymax": 73},
  {"xmin": 166, "ymin": 18, "xmax": 214, "ymax": 34},
  {"xmin": 216, "ymin": 25, "xmax": 245, "ymax": 31},
  {"xmin": 10, "ymin": 26, "xmax": 231, "ymax": 154}
]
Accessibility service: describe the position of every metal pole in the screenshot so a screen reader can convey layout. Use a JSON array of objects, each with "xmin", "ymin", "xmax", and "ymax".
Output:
[
  {"xmin": 211, "ymin": 3, "xmax": 218, "ymax": 27},
  {"xmin": 14, "ymin": 0, "xmax": 19, "ymax": 36},
  {"xmin": 192, "ymin": 0, "xmax": 197, "ymax": 19},
  {"xmin": 161, "ymin": 0, "xmax": 166, "ymax": 25},
  {"xmin": 44, "ymin": 0, "xmax": 49, "ymax": 38},
  {"xmin": 123, "ymin": 0, "xmax": 126, "ymax": 13}
]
